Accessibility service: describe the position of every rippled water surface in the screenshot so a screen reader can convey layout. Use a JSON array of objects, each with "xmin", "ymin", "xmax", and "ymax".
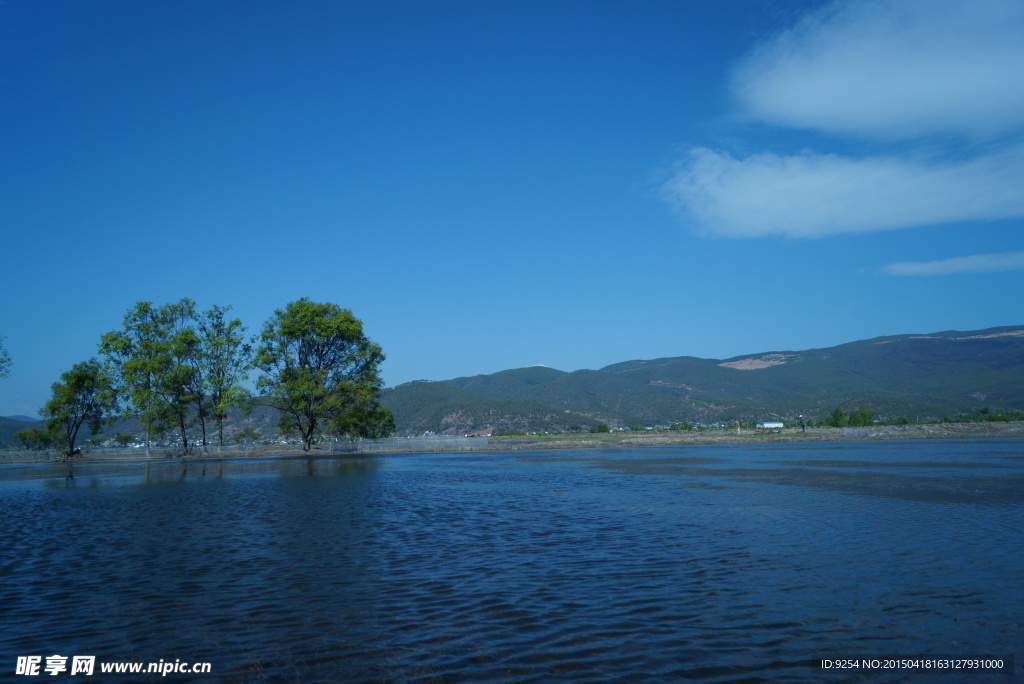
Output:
[{"xmin": 2, "ymin": 440, "xmax": 1021, "ymax": 682}]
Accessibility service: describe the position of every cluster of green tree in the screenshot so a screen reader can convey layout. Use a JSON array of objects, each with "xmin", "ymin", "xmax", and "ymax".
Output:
[
  {"xmin": 12, "ymin": 428, "xmax": 55, "ymax": 450},
  {"xmin": 97, "ymin": 300, "xmax": 250, "ymax": 454},
  {"xmin": 13, "ymin": 298, "xmax": 393, "ymax": 457},
  {"xmin": 940, "ymin": 407, "xmax": 1024, "ymax": 423},
  {"xmin": 822, "ymin": 407, "xmax": 876, "ymax": 428}
]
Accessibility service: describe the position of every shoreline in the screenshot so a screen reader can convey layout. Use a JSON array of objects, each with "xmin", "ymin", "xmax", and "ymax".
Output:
[
  {"xmin": 2, "ymin": 422, "xmax": 1022, "ymax": 465},
  {"xmin": 473, "ymin": 421, "xmax": 1024, "ymax": 451}
]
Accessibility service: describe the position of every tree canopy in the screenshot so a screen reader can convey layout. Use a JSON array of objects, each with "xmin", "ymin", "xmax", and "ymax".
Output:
[
  {"xmin": 824, "ymin": 407, "xmax": 848, "ymax": 428},
  {"xmin": 848, "ymin": 408, "xmax": 875, "ymax": 427},
  {"xmin": 100, "ymin": 301, "xmax": 199, "ymax": 453},
  {"xmin": 253, "ymin": 299, "xmax": 394, "ymax": 450},
  {"xmin": 99, "ymin": 299, "xmax": 250, "ymax": 454},
  {"xmin": 40, "ymin": 358, "xmax": 116, "ymax": 458},
  {"xmin": 233, "ymin": 426, "xmax": 261, "ymax": 445},
  {"xmin": 196, "ymin": 305, "xmax": 250, "ymax": 446},
  {"xmin": 13, "ymin": 428, "xmax": 54, "ymax": 451}
]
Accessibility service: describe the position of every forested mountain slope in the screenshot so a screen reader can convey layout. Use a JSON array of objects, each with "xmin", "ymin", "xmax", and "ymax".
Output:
[{"xmin": 381, "ymin": 326, "xmax": 1024, "ymax": 433}]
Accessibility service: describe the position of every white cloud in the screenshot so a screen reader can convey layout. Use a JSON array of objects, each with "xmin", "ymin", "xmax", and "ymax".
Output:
[
  {"xmin": 662, "ymin": 0, "xmax": 1024, "ymax": 239},
  {"xmin": 884, "ymin": 251, "xmax": 1024, "ymax": 276},
  {"xmin": 733, "ymin": 0, "xmax": 1024, "ymax": 139},
  {"xmin": 662, "ymin": 145, "xmax": 1024, "ymax": 238}
]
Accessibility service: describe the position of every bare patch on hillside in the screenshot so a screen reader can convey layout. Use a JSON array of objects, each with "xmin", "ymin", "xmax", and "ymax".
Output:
[
  {"xmin": 719, "ymin": 353, "xmax": 793, "ymax": 370},
  {"xmin": 877, "ymin": 330, "xmax": 1023, "ymax": 344},
  {"xmin": 877, "ymin": 336, "xmax": 937, "ymax": 344},
  {"xmin": 958, "ymin": 330, "xmax": 1024, "ymax": 340},
  {"xmin": 649, "ymin": 380, "xmax": 693, "ymax": 390}
]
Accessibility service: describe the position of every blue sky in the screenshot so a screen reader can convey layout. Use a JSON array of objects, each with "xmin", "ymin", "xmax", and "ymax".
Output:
[{"xmin": 2, "ymin": 0, "xmax": 1022, "ymax": 418}]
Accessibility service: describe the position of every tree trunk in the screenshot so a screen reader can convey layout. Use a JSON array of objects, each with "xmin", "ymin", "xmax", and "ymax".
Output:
[
  {"xmin": 301, "ymin": 416, "xmax": 315, "ymax": 451},
  {"xmin": 195, "ymin": 398, "xmax": 208, "ymax": 449},
  {"xmin": 179, "ymin": 417, "xmax": 189, "ymax": 456},
  {"xmin": 67, "ymin": 420, "xmax": 81, "ymax": 457}
]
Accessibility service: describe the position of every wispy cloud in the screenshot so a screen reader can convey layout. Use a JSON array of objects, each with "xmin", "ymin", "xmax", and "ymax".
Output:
[
  {"xmin": 662, "ymin": 145, "xmax": 1024, "ymax": 238},
  {"xmin": 884, "ymin": 251, "xmax": 1024, "ymax": 276},
  {"xmin": 733, "ymin": 0, "xmax": 1024, "ymax": 139},
  {"xmin": 663, "ymin": 0, "xmax": 1024, "ymax": 239}
]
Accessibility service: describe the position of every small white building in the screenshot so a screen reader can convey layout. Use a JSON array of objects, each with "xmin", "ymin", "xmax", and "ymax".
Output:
[{"xmin": 756, "ymin": 421, "xmax": 785, "ymax": 429}]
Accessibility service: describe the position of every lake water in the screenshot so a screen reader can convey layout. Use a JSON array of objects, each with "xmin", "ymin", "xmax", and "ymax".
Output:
[{"xmin": 1, "ymin": 440, "xmax": 1021, "ymax": 682}]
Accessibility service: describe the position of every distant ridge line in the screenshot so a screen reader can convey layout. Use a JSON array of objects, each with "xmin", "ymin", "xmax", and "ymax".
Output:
[{"xmin": 381, "ymin": 325, "xmax": 1024, "ymax": 434}]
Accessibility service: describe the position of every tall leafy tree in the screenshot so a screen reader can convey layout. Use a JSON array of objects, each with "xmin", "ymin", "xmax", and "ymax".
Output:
[
  {"xmin": 162, "ymin": 299, "xmax": 205, "ymax": 450},
  {"xmin": 253, "ymin": 299, "xmax": 392, "ymax": 450},
  {"xmin": 100, "ymin": 302, "xmax": 166, "ymax": 454},
  {"xmin": 0, "ymin": 335, "xmax": 11, "ymax": 379},
  {"xmin": 196, "ymin": 304, "xmax": 251, "ymax": 446},
  {"xmin": 100, "ymin": 300, "xmax": 203, "ymax": 455},
  {"xmin": 40, "ymin": 358, "xmax": 117, "ymax": 459},
  {"xmin": 825, "ymin": 407, "xmax": 848, "ymax": 428}
]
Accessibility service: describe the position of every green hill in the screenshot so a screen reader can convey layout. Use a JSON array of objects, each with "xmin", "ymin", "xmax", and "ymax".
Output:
[
  {"xmin": 380, "ymin": 326, "xmax": 1024, "ymax": 433},
  {"xmin": 0, "ymin": 416, "xmax": 45, "ymax": 448},
  {"xmin": 380, "ymin": 380, "xmax": 598, "ymax": 435}
]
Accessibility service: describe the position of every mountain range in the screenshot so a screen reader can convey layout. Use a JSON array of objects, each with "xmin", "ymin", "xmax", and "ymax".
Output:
[
  {"xmin": 3, "ymin": 325, "xmax": 1022, "ymax": 446},
  {"xmin": 379, "ymin": 326, "xmax": 1024, "ymax": 434}
]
